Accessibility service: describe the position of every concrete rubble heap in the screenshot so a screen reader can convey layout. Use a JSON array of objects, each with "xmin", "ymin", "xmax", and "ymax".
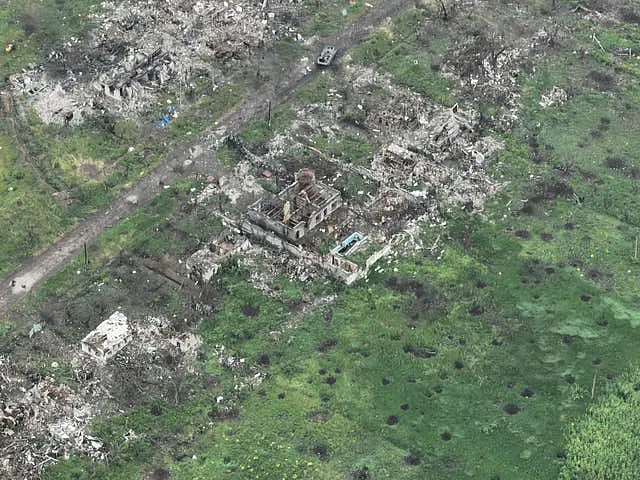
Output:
[{"xmin": 10, "ymin": 0, "xmax": 304, "ymax": 124}]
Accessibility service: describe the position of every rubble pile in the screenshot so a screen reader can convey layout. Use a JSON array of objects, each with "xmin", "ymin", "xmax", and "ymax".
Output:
[
  {"xmin": 10, "ymin": 0, "xmax": 305, "ymax": 124},
  {"xmin": 0, "ymin": 355, "xmax": 106, "ymax": 479},
  {"xmin": 539, "ymin": 86, "xmax": 568, "ymax": 108}
]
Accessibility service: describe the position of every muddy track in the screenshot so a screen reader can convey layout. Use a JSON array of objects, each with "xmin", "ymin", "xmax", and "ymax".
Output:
[{"xmin": 0, "ymin": 0, "xmax": 413, "ymax": 317}]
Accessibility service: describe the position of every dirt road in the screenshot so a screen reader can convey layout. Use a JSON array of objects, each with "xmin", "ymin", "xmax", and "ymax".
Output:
[{"xmin": 0, "ymin": 0, "xmax": 413, "ymax": 317}]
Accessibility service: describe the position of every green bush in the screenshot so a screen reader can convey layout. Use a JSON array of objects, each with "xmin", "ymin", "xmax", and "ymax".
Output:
[{"xmin": 561, "ymin": 366, "xmax": 640, "ymax": 480}]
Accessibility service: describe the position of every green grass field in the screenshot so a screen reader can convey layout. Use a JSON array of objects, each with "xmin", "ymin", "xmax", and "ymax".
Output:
[{"xmin": 5, "ymin": 1, "xmax": 640, "ymax": 479}]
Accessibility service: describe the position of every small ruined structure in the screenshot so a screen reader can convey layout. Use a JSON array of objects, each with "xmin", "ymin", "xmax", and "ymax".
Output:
[
  {"xmin": 80, "ymin": 311, "xmax": 132, "ymax": 364},
  {"xmin": 247, "ymin": 168, "xmax": 342, "ymax": 243},
  {"xmin": 428, "ymin": 104, "xmax": 476, "ymax": 150},
  {"xmin": 317, "ymin": 46, "xmax": 337, "ymax": 66}
]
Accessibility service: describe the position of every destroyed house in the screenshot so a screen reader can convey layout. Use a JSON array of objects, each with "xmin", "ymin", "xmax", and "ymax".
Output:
[
  {"xmin": 81, "ymin": 311, "xmax": 132, "ymax": 363},
  {"xmin": 247, "ymin": 169, "xmax": 341, "ymax": 242}
]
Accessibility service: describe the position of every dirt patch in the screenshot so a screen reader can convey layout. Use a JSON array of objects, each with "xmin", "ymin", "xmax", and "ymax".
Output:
[
  {"xmin": 352, "ymin": 466, "xmax": 371, "ymax": 480},
  {"xmin": 241, "ymin": 304, "xmax": 260, "ymax": 317},
  {"xmin": 404, "ymin": 455, "xmax": 421, "ymax": 466},
  {"xmin": 317, "ymin": 339, "xmax": 337, "ymax": 353},
  {"xmin": 403, "ymin": 345, "xmax": 437, "ymax": 358},
  {"xmin": 307, "ymin": 409, "xmax": 331, "ymax": 423},
  {"xmin": 503, "ymin": 404, "xmax": 521, "ymax": 415},
  {"xmin": 311, "ymin": 444, "xmax": 331, "ymax": 461},
  {"xmin": 588, "ymin": 70, "xmax": 616, "ymax": 91},
  {"xmin": 605, "ymin": 156, "xmax": 628, "ymax": 171},
  {"xmin": 520, "ymin": 388, "xmax": 535, "ymax": 398}
]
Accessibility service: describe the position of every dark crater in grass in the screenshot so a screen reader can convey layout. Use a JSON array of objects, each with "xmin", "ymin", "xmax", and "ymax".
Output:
[
  {"xmin": 443, "ymin": 458, "xmax": 457, "ymax": 470},
  {"xmin": 148, "ymin": 466, "xmax": 170, "ymax": 480},
  {"xmin": 319, "ymin": 369, "xmax": 327, "ymax": 375},
  {"xmin": 540, "ymin": 232, "xmax": 553, "ymax": 241},
  {"xmin": 387, "ymin": 415, "xmax": 399, "ymax": 425},
  {"xmin": 454, "ymin": 360, "xmax": 464, "ymax": 369},
  {"xmin": 503, "ymin": 404, "xmax": 521, "ymax": 415},
  {"xmin": 476, "ymin": 280, "xmax": 488, "ymax": 289},
  {"xmin": 588, "ymin": 70, "xmax": 616, "ymax": 91},
  {"xmin": 241, "ymin": 304, "xmax": 259, "ymax": 317},
  {"xmin": 352, "ymin": 466, "xmax": 371, "ymax": 480},
  {"xmin": 311, "ymin": 444, "xmax": 331, "ymax": 461},
  {"xmin": 562, "ymin": 335, "xmax": 574, "ymax": 345},
  {"xmin": 317, "ymin": 339, "xmax": 337, "ymax": 353},
  {"xmin": 325, "ymin": 376, "xmax": 336, "ymax": 385},
  {"xmin": 592, "ymin": 358, "xmax": 602, "ymax": 365},
  {"xmin": 320, "ymin": 393, "xmax": 330, "ymax": 402},
  {"xmin": 434, "ymin": 384, "xmax": 443, "ymax": 393},
  {"xmin": 469, "ymin": 304, "xmax": 484, "ymax": 315},
  {"xmin": 401, "ymin": 403, "xmax": 409, "ymax": 411},
  {"xmin": 605, "ymin": 156, "xmax": 628, "ymax": 171},
  {"xmin": 621, "ymin": 8, "xmax": 640, "ymax": 23},
  {"xmin": 634, "ymin": 383, "xmax": 640, "ymax": 391},
  {"xmin": 307, "ymin": 409, "xmax": 331, "ymax": 423},
  {"xmin": 507, "ymin": 381, "xmax": 515, "ymax": 389},
  {"xmin": 519, "ymin": 203, "xmax": 536, "ymax": 216},
  {"xmin": 382, "ymin": 377, "xmax": 391, "ymax": 386},
  {"xmin": 521, "ymin": 388, "xmax": 535, "ymax": 398},
  {"xmin": 335, "ymin": 367, "xmax": 341, "ymax": 374},
  {"xmin": 580, "ymin": 295, "xmax": 591, "ymax": 302},
  {"xmin": 557, "ymin": 449, "xmax": 567, "ymax": 460},
  {"xmin": 257, "ymin": 389, "xmax": 266, "ymax": 396},
  {"xmin": 404, "ymin": 455, "xmax": 421, "ymax": 466},
  {"xmin": 278, "ymin": 392, "xmax": 285, "ymax": 399},
  {"xmin": 564, "ymin": 222, "xmax": 576, "ymax": 230},
  {"xmin": 566, "ymin": 374, "xmax": 575, "ymax": 384},
  {"xmin": 545, "ymin": 267, "xmax": 555, "ymax": 275},
  {"xmin": 386, "ymin": 276, "xmax": 450, "ymax": 323},
  {"xmin": 596, "ymin": 319, "xmax": 608, "ymax": 327},
  {"xmin": 514, "ymin": 229, "xmax": 531, "ymax": 240},
  {"xmin": 403, "ymin": 345, "xmax": 437, "ymax": 358},
  {"xmin": 150, "ymin": 404, "xmax": 163, "ymax": 416},
  {"xmin": 530, "ymin": 177, "xmax": 574, "ymax": 202},
  {"xmin": 257, "ymin": 353, "xmax": 270, "ymax": 365},
  {"xmin": 441, "ymin": 431, "xmax": 452, "ymax": 441},
  {"xmin": 606, "ymin": 373, "xmax": 616, "ymax": 380},
  {"xmin": 459, "ymin": 338, "xmax": 467, "ymax": 345}
]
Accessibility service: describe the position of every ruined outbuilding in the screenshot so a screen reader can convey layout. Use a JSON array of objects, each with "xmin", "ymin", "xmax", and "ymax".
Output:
[
  {"xmin": 247, "ymin": 169, "xmax": 342, "ymax": 243},
  {"xmin": 81, "ymin": 311, "xmax": 132, "ymax": 364}
]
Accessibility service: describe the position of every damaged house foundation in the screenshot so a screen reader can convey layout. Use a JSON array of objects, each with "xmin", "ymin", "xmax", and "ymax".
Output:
[{"xmin": 241, "ymin": 168, "xmax": 391, "ymax": 285}]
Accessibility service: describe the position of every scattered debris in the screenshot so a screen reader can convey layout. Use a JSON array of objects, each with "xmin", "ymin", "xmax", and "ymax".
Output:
[{"xmin": 539, "ymin": 86, "xmax": 568, "ymax": 108}]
